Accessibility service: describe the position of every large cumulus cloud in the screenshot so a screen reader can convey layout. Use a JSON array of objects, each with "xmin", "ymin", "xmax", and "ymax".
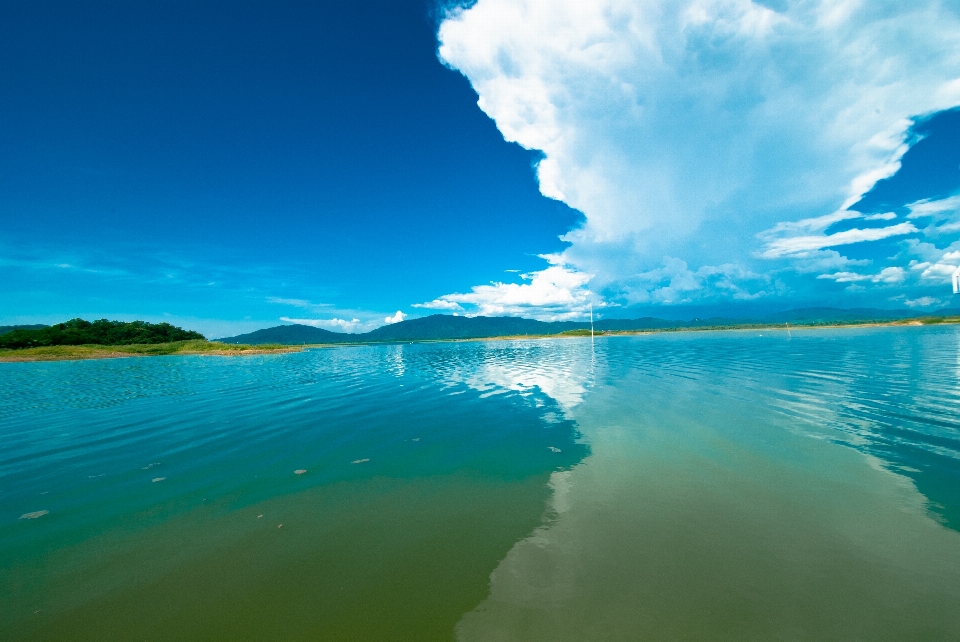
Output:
[{"xmin": 434, "ymin": 0, "xmax": 960, "ymax": 313}]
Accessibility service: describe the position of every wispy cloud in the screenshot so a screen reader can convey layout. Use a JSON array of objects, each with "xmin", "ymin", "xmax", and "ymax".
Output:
[
  {"xmin": 760, "ymin": 223, "xmax": 918, "ymax": 259},
  {"xmin": 906, "ymin": 194, "xmax": 960, "ymax": 236},
  {"xmin": 266, "ymin": 297, "xmax": 333, "ymax": 312},
  {"xmin": 762, "ymin": 210, "xmax": 865, "ymax": 237},
  {"xmin": 816, "ymin": 267, "xmax": 906, "ymax": 285},
  {"xmin": 907, "ymin": 195, "xmax": 960, "ymax": 219}
]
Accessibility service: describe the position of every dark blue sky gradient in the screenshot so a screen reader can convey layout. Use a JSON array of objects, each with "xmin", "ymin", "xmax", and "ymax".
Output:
[
  {"xmin": 0, "ymin": 0, "xmax": 580, "ymax": 331},
  {"xmin": 853, "ymin": 109, "xmax": 960, "ymax": 215},
  {"xmin": 2, "ymin": 1, "xmax": 958, "ymax": 333},
  {"xmin": 822, "ymin": 110, "xmax": 960, "ymax": 264}
]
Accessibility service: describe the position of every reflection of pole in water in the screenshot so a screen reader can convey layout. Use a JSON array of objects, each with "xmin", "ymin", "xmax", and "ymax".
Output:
[{"xmin": 590, "ymin": 302, "xmax": 595, "ymax": 343}]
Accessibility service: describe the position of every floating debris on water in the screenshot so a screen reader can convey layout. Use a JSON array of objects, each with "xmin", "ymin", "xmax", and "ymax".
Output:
[
  {"xmin": 20, "ymin": 510, "xmax": 48, "ymax": 519},
  {"xmin": 294, "ymin": 469, "xmax": 307, "ymax": 475},
  {"xmin": 351, "ymin": 458, "xmax": 370, "ymax": 464},
  {"xmin": 152, "ymin": 477, "xmax": 166, "ymax": 482},
  {"xmin": 142, "ymin": 462, "xmax": 161, "ymax": 470},
  {"xmin": 411, "ymin": 438, "xmax": 420, "ymax": 442},
  {"xmin": 257, "ymin": 514, "xmax": 263, "ymax": 519},
  {"xmin": 278, "ymin": 524, "xmax": 283, "ymax": 529},
  {"xmin": 88, "ymin": 474, "xmax": 105, "ymax": 478},
  {"xmin": 548, "ymin": 446, "xmax": 561, "ymax": 453}
]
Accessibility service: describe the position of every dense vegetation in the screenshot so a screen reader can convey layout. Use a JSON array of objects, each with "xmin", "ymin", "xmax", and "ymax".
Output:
[{"xmin": 0, "ymin": 318, "xmax": 205, "ymax": 349}]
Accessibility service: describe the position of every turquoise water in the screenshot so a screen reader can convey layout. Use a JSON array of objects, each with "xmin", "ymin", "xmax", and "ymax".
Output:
[{"xmin": 3, "ymin": 327, "xmax": 960, "ymax": 640}]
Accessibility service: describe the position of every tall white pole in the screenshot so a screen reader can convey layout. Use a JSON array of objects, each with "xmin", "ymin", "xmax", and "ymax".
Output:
[
  {"xmin": 590, "ymin": 302, "xmax": 594, "ymax": 340},
  {"xmin": 953, "ymin": 265, "xmax": 960, "ymax": 294}
]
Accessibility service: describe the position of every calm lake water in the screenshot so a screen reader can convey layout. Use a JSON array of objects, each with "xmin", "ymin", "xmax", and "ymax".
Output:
[{"xmin": 2, "ymin": 327, "xmax": 960, "ymax": 640}]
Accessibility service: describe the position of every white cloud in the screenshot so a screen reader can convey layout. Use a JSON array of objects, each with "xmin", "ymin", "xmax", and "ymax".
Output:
[
  {"xmin": 438, "ymin": 0, "xmax": 960, "ymax": 310},
  {"xmin": 617, "ymin": 257, "xmax": 770, "ymax": 304},
  {"xmin": 414, "ymin": 257, "xmax": 596, "ymax": 320},
  {"xmin": 816, "ymin": 266, "xmax": 905, "ymax": 284},
  {"xmin": 271, "ymin": 297, "xmax": 400, "ymax": 331},
  {"xmin": 909, "ymin": 249, "xmax": 960, "ymax": 281},
  {"xmin": 413, "ymin": 299, "xmax": 464, "ymax": 311},
  {"xmin": 760, "ymin": 223, "xmax": 918, "ymax": 259},
  {"xmin": 280, "ymin": 316, "xmax": 371, "ymax": 333},
  {"xmin": 902, "ymin": 241, "xmax": 960, "ymax": 284},
  {"xmin": 904, "ymin": 296, "xmax": 946, "ymax": 308}
]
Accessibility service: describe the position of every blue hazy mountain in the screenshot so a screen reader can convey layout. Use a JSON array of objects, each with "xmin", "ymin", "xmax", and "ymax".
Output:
[
  {"xmin": 216, "ymin": 324, "xmax": 351, "ymax": 345},
  {"xmin": 216, "ymin": 308, "xmax": 960, "ymax": 344},
  {"xmin": 760, "ymin": 307, "xmax": 924, "ymax": 323},
  {"xmin": 364, "ymin": 315, "xmax": 582, "ymax": 341}
]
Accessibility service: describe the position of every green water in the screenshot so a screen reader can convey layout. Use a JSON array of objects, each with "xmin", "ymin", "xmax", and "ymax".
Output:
[
  {"xmin": 460, "ymin": 353, "xmax": 960, "ymax": 640},
  {"xmin": 3, "ymin": 328, "xmax": 960, "ymax": 640},
  {"xmin": 2, "ymin": 342, "xmax": 586, "ymax": 641}
]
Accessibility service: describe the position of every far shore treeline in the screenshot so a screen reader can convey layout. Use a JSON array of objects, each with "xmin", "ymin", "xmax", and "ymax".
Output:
[
  {"xmin": 0, "ymin": 319, "xmax": 204, "ymax": 349},
  {"xmin": 219, "ymin": 307, "xmax": 960, "ymax": 344},
  {"xmin": 4, "ymin": 306, "xmax": 960, "ymax": 352}
]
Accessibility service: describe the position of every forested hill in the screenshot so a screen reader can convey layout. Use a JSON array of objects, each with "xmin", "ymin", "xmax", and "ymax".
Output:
[
  {"xmin": 217, "ymin": 307, "xmax": 960, "ymax": 345},
  {"xmin": 0, "ymin": 319, "xmax": 204, "ymax": 349},
  {"xmin": 0, "ymin": 324, "xmax": 47, "ymax": 336},
  {"xmin": 217, "ymin": 324, "xmax": 349, "ymax": 345},
  {"xmin": 218, "ymin": 316, "xmax": 583, "ymax": 344},
  {"xmin": 364, "ymin": 315, "xmax": 583, "ymax": 341}
]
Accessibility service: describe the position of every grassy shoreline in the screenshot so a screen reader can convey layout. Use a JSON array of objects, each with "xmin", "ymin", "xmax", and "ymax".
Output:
[
  {"xmin": 0, "ymin": 340, "xmax": 301, "ymax": 362},
  {"xmin": 3, "ymin": 316, "xmax": 957, "ymax": 362}
]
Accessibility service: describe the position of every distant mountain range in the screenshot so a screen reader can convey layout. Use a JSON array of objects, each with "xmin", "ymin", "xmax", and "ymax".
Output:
[
  {"xmin": 216, "ymin": 307, "xmax": 960, "ymax": 345},
  {"xmin": 214, "ymin": 324, "xmax": 347, "ymax": 345},
  {"xmin": 0, "ymin": 324, "xmax": 48, "ymax": 336}
]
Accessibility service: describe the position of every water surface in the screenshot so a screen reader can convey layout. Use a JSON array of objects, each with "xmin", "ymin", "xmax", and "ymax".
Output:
[{"xmin": 2, "ymin": 327, "xmax": 960, "ymax": 640}]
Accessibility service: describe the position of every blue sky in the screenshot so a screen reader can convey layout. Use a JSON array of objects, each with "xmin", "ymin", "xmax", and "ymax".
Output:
[{"xmin": 2, "ymin": 1, "xmax": 960, "ymax": 336}]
